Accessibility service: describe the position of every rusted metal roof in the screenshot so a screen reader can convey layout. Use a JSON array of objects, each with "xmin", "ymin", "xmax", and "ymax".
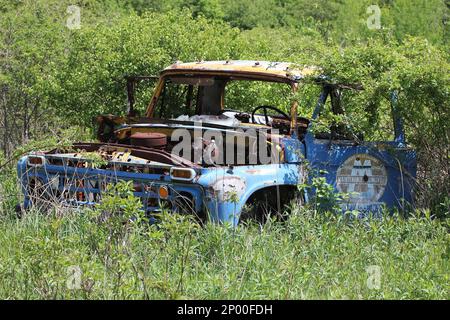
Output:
[{"xmin": 162, "ymin": 60, "xmax": 320, "ymax": 82}]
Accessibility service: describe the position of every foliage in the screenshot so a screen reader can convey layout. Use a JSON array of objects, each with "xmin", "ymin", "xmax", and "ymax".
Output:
[
  {"xmin": 0, "ymin": 0, "xmax": 448, "ymax": 300},
  {"xmin": 0, "ymin": 0, "xmax": 447, "ymax": 214},
  {"xmin": 0, "ymin": 206, "xmax": 447, "ymax": 299},
  {"xmin": 123, "ymin": 0, "xmax": 449, "ymax": 44}
]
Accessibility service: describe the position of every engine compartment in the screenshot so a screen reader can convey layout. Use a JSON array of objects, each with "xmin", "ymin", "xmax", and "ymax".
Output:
[{"xmin": 111, "ymin": 124, "xmax": 285, "ymax": 167}]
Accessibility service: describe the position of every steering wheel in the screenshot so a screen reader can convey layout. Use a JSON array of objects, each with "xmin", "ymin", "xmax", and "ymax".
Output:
[{"xmin": 251, "ymin": 105, "xmax": 290, "ymax": 125}]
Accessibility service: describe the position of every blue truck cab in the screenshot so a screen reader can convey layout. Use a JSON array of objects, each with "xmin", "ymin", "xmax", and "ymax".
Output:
[{"xmin": 17, "ymin": 61, "xmax": 416, "ymax": 225}]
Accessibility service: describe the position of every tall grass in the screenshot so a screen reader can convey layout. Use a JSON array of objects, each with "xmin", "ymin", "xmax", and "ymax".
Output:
[
  {"xmin": 0, "ymin": 202, "xmax": 448, "ymax": 299},
  {"xmin": 0, "ymin": 167, "xmax": 448, "ymax": 300}
]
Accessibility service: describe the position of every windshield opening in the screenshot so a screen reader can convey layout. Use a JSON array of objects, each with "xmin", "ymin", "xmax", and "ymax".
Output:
[{"xmin": 152, "ymin": 75, "xmax": 294, "ymax": 124}]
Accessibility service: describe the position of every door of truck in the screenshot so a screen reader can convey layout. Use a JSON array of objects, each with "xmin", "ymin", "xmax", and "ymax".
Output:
[{"xmin": 304, "ymin": 86, "xmax": 416, "ymax": 213}]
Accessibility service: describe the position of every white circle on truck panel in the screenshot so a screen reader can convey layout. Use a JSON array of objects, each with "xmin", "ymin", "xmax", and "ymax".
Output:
[
  {"xmin": 212, "ymin": 176, "xmax": 246, "ymax": 202},
  {"xmin": 336, "ymin": 154, "xmax": 387, "ymax": 204}
]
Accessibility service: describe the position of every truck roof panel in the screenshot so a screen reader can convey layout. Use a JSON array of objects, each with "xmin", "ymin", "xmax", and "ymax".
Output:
[{"xmin": 162, "ymin": 60, "xmax": 320, "ymax": 82}]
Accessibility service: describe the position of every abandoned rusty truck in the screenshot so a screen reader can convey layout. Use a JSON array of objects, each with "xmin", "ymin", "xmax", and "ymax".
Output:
[{"xmin": 17, "ymin": 61, "xmax": 417, "ymax": 225}]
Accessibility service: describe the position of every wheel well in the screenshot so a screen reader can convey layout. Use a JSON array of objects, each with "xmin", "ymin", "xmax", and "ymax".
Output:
[
  {"xmin": 241, "ymin": 185, "xmax": 300, "ymax": 222},
  {"xmin": 247, "ymin": 185, "xmax": 298, "ymax": 203}
]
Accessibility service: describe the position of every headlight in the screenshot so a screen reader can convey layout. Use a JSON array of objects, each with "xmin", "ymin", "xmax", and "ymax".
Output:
[
  {"xmin": 27, "ymin": 155, "xmax": 46, "ymax": 167},
  {"xmin": 170, "ymin": 168, "xmax": 196, "ymax": 181}
]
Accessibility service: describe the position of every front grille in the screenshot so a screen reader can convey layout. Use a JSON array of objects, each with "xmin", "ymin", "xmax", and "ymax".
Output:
[{"xmin": 19, "ymin": 159, "xmax": 202, "ymax": 216}]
